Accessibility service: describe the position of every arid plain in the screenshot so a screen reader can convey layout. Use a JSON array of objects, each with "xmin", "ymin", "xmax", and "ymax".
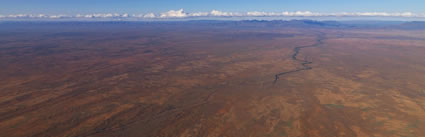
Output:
[{"xmin": 1, "ymin": 21, "xmax": 425, "ymax": 137}]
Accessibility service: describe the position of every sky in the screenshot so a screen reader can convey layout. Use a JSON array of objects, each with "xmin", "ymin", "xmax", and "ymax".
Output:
[{"xmin": 1, "ymin": 0, "xmax": 424, "ymax": 19}]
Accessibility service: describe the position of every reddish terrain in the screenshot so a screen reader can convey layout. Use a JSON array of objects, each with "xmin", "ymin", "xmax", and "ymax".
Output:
[{"xmin": 1, "ymin": 21, "xmax": 425, "ymax": 137}]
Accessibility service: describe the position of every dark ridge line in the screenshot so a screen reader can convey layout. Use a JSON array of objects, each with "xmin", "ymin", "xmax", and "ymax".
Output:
[{"xmin": 273, "ymin": 32, "xmax": 326, "ymax": 84}]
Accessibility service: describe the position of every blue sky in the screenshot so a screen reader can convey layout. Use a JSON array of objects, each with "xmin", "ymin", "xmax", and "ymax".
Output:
[{"xmin": 1, "ymin": 0, "xmax": 424, "ymax": 14}]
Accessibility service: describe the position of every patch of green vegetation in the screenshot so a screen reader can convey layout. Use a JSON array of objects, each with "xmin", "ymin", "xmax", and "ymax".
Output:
[
  {"xmin": 407, "ymin": 121, "xmax": 419, "ymax": 129},
  {"xmin": 17, "ymin": 104, "xmax": 25, "ymax": 109},
  {"xmin": 386, "ymin": 130, "xmax": 396, "ymax": 134},
  {"xmin": 281, "ymin": 119, "xmax": 293, "ymax": 128},
  {"xmin": 223, "ymin": 115, "xmax": 230, "ymax": 122},
  {"xmin": 286, "ymin": 120, "xmax": 293, "ymax": 128},
  {"xmin": 325, "ymin": 104, "xmax": 344, "ymax": 109},
  {"xmin": 400, "ymin": 127, "xmax": 415, "ymax": 137},
  {"xmin": 9, "ymin": 117, "xmax": 29, "ymax": 129},
  {"xmin": 383, "ymin": 113, "xmax": 393, "ymax": 120},
  {"xmin": 250, "ymin": 118, "xmax": 258, "ymax": 124},
  {"xmin": 277, "ymin": 119, "xmax": 294, "ymax": 128},
  {"xmin": 279, "ymin": 130, "xmax": 288, "ymax": 137},
  {"xmin": 375, "ymin": 121, "xmax": 386, "ymax": 126},
  {"xmin": 361, "ymin": 107, "xmax": 370, "ymax": 112},
  {"xmin": 272, "ymin": 125, "xmax": 288, "ymax": 137}
]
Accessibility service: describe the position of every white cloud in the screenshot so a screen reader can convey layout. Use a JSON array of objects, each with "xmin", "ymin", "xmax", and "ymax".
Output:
[
  {"xmin": 122, "ymin": 13, "xmax": 129, "ymax": 18},
  {"xmin": 247, "ymin": 11, "xmax": 274, "ymax": 16},
  {"xmin": 1, "ymin": 10, "xmax": 424, "ymax": 19},
  {"xmin": 329, "ymin": 12, "xmax": 417, "ymax": 17},
  {"xmin": 7, "ymin": 14, "xmax": 29, "ymax": 18},
  {"xmin": 189, "ymin": 12, "xmax": 209, "ymax": 17},
  {"xmin": 143, "ymin": 13, "xmax": 156, "ymax": 18},
  {"xmin": 356, "ymin": 12, "xmax": 391, "ymax": 16},
  {"xmin": 48, "ymin": 15, "xmax": 68, "ymax": 19},
  {"xmin": 132, "ymin": 14, "xmax": 143, "ymax": 18},
  {"xmin": 160, "ymin": 9, "xmax": 187, "ymax": 18},
  {"xmin": 283, "ymin": 11, "xmax": 321, "ymax": 16},
  {"xmin": 73, "ymin": 13, "xmax": 130, "ymax": 18},
  {"xmin": 245, "ymin": 11, "xmax": 322, "ymax": 17},
  {"xmin": 75, "ymin": 14, "xmax": 88, "ymax": 18},
  {"xmin": 210, "ymin": 10, "xmax": 241, "ymax": 16}
]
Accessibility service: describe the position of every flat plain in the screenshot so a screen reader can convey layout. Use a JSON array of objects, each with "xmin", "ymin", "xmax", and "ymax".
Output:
[{"xmin": 1, "ymin": 21, "xmax": 425, "ymax": 137}]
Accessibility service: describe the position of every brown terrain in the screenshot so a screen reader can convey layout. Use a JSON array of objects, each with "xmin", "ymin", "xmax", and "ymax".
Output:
[{"xmin": 0, "ymin": 21, "xmax": 425, "ymax": 137}]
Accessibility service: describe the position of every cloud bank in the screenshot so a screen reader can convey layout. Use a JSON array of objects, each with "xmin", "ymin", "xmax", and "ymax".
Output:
[
  {"xmin": 160, "ymin": 9, "xmax": 187, "ymax": 18},
  {"xmin": 1, "ymin": 9, "xmax": 424, "ymax": 19}
]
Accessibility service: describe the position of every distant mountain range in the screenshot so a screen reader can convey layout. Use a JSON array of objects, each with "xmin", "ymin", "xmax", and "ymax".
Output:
[{"xmin": 1, "ymin": 20, "xmax": 425, "ymax": 30}]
